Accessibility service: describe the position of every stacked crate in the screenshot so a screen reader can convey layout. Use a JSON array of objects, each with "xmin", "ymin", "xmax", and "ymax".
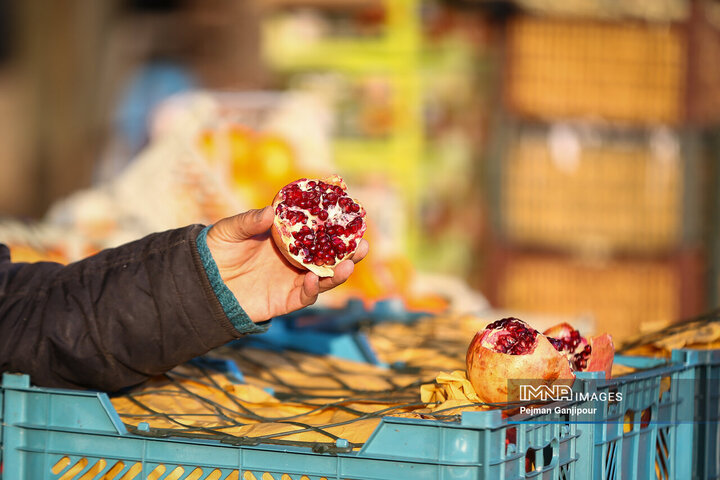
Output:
[{"xmin": 485, "ymin": 6, "xmax": 720, "ymax": 341}]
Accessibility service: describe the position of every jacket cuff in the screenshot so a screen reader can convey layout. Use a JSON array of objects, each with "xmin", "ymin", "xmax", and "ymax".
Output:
[{"xmin": 195, "ymin": 225, "xmax": 270, "ymax": 335}]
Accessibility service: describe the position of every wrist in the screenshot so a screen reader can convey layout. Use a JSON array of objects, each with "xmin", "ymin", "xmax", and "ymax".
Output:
[{"xmin": 196, "ymin": 225, "xmax": 270, "ymax": 334}]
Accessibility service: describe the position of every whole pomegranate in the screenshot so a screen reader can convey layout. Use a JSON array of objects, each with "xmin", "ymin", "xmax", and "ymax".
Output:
[
  {"xmin": 466, "ymin": 318, "xmax": 575, "ymax": 404},
  {"xmin": 271, "ymin": 175, "xmax": 367, "ymax": 277},
  {"xmin": 544, "ymin": 323, "xmax": 614, "ymax": 379}
]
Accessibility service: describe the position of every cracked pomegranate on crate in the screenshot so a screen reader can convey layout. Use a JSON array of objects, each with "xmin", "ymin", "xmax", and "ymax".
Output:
[
  {"xmin": 465, "ymin": 317, "xmax": 575, "ymax": 404},
  {"xmin": 271, "ymin": 175, "xmax": 367, "ymax": 277}
]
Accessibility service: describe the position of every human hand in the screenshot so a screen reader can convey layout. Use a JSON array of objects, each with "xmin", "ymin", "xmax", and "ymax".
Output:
[{"xmin": 205, "ymin": 206, "xmax": 369, "ymax": 322}]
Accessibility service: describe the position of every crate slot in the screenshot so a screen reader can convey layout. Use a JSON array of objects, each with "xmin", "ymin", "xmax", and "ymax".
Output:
[{"xmin": 524, "ymin": 440, "xmax": 557, "ymax": 473}]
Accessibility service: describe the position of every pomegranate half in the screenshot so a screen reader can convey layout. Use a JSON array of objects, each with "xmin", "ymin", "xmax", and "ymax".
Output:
[
  {"xmin": 544, "ymin": 323, "xmax": 614, "ymax": 379},
  {"xmin": 466, "ymin": 318, "xmax": 575, "ymax": 404},
  {"xmin": 271, "ymin": 175, "xmax": 367, "ymax": 277}
]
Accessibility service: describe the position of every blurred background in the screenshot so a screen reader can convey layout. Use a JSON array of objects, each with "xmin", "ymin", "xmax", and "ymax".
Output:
[{"xmin": 2, "ymin": 0, "xmax": 720, "ymax": 342}]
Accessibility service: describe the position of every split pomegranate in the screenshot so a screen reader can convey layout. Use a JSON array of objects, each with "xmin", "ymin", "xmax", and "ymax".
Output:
[
  {"xmin": 544, "ymin": 323, "xmax": 614, "ymax": 379},
  {"xmin": 271, "ymin": 175, "xmax": 367, "ymax": 277},
  {"xmin": 466, "ymin": 318, "xmax": 575, "ymax": 404}
]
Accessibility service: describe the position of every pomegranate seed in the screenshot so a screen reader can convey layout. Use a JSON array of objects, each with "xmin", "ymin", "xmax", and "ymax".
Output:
[{"xmin": 318, "ymin": 210, "xmax": 329, "ymax": 221}]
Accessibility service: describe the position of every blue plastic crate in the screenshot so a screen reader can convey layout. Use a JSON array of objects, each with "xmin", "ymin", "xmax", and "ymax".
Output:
[
  {"xmin": 1, "ymin": 373, "xmax": 583, "ymax": 480},
  {"xmin": 671, "ymin": 349, "xmax": 720, "ymax": 479},
  {"xmin": 234, "ymin": 299, "xmax": 429, "ymax": 366},
  {"xmin": 573, "ymin": 359, "xmax": 689, "ymax": 479},
  {"xmin": 2, "ymin": 349, "xmax": 717, "ymax": 480}
]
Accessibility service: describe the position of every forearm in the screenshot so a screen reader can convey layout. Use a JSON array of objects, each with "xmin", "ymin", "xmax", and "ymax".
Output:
[{"xmin": 0, "ymin": 225, "xmax": 249, "ymax": 391}]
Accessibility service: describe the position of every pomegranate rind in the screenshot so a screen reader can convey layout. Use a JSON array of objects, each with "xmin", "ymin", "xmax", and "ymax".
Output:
[
  {"xmin": 586, "ymin": 333, "xmax": 614, "ymax": 380},
  {"xmin": 543, "ymin": 322, "xmax": 575, "ymax": 340},
  {"xmin": 271, "ymin": 175, "xmax": 366, "ymax": 278},
  {"xmin": 466, "ymin": 328, "xmax": 575, "ymax": 404}
]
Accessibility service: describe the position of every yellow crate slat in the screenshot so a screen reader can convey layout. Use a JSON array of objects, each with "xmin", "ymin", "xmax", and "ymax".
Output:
[{"xmin": 262, "ymin": 0, "xmax": 421, "ymax": 72}]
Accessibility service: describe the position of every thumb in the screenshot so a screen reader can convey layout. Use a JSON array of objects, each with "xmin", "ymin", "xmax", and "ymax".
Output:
[{"xmin": 219, "ymin": 206, "xmax": 274, "ymax": 241}]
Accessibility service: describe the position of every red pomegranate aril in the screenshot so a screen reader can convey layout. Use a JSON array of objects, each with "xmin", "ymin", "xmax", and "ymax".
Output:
[
  {"xmin": 318, "ymin": 210, "xmax": 329, "ymax": 221},
  {"xmin": 347, "ymin": 223, "xmax": 358, "ymax": 234},
  {"xmin": 347, "ymin": 240, "xmax": 356, "ymax": 250}
]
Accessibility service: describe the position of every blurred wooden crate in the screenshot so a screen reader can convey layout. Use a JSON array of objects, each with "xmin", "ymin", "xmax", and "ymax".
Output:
[
  {"xmin": 489, "ymin": 123, "xmax": 705, "ymax": 254},
  {"xmin": 485, "ymin": 245, "xmax": 705, "ymax": 342},
  {"xmin": 504, "ymin": 13, "xmax": 720, "ymax": 126}
]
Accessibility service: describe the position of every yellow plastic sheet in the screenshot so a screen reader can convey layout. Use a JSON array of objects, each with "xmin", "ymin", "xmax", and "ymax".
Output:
[{"xmin": 419, "ymin": 370, "xmax": 487, "ymax": 414}]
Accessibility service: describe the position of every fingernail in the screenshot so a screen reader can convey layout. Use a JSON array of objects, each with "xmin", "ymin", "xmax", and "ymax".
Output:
[{"xmin": 256, "ymin": 206, "xmax": 270, "ymax": 220}]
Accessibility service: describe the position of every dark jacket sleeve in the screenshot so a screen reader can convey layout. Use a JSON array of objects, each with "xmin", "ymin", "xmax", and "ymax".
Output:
[{"xmin": 0, "ymin": 225, "xmax": 245, "ymax": 391}]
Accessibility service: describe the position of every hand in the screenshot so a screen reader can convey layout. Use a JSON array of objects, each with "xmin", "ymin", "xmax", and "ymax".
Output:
[{"xmin": 205, "ymin": 206, "xmax": 369, "ymax": 322}]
